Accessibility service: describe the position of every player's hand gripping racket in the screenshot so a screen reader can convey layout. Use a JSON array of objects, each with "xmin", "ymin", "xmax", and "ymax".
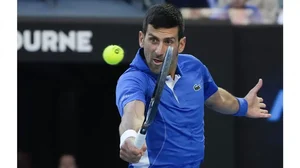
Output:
[{"xmin": 134, "ymin": 46, "xmax": 174, "ymax": 149}]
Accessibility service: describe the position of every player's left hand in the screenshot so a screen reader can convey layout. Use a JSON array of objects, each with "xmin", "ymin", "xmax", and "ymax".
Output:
[{"xmin": 244, "ymin": 79, "xmax": 271, "ymax": 118}]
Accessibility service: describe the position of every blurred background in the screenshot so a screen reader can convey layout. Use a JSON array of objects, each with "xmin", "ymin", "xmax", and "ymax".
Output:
[{"xmin": 17, "ymin": 0, "xmax": 283, "ymax": 168}]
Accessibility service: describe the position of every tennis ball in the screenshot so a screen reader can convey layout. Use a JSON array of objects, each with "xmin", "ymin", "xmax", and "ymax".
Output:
[{"xmin": 102, "ymin": 45, "xmax": 124, "ymax": 65}]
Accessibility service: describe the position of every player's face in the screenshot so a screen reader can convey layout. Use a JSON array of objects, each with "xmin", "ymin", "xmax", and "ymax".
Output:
[
  {"xmin": 59, "ymin": 155, "xmax": 76, "ymax": 168},
  {"xmin": 139, "ymin": 25, "xmax": 186, "ymax": 74}
]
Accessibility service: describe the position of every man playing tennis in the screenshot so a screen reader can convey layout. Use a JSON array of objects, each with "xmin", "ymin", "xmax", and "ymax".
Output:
[{"xmin": 115, "ymin": 3, "xmax": 271, "ymax": 168}]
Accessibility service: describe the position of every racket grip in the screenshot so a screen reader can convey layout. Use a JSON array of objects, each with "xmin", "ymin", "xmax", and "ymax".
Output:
[{"xmin": 134, "ymin": 132, "xmax": 146, "ymax": 149}]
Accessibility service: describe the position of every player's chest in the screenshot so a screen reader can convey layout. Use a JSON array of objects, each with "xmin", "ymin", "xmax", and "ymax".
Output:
[{"xmin": 146, "ymin": 75, "xmax": 205, "ymax": 107}]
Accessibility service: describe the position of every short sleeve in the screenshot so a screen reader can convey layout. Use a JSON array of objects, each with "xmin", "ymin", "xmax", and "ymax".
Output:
[
  {"xmin": 115, "ymin": 72, "xmax": 148, "ymax": 116},
  {"xmin": 202, "ymin": 65, "xmax": 218, "ymax": 101}
]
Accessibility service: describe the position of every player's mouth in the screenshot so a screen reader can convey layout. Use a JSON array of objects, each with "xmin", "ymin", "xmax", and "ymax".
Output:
[{"xmin": 153, "ymin": 58, "xmax": 163, "ymax": 65}]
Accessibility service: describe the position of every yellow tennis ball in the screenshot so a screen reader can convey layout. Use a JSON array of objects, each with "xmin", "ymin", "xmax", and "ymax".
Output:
[{"xmin": 102, "ymin": 45, "xmax": 124, "ymax": 65}]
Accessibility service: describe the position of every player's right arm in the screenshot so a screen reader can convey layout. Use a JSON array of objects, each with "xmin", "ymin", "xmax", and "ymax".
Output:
[
  {"xmin": 119, "ymin": 100, "xmax": 145, "ymax": 136},
  {"xmin": 115, "ymin": 72, "xmax": 148, "ymax": 163}
]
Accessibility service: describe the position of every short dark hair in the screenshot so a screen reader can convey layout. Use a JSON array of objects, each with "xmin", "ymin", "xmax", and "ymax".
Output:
[{"xmin": 142, "ymin": 3, "xmax": 185, "ymax": 40}]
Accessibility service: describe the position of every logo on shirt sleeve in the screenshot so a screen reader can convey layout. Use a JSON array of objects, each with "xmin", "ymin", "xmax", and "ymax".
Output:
[
  {"xmin": 120, "ymin": 94, "xmax": 133, "ymax": 102},
  {"xmin": 193, "ymin": 84, "xmax": 201, "ymax": 91}
]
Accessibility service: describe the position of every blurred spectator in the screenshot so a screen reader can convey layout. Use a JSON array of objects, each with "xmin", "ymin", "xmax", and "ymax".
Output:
[
  {"xmin": 18, "ymin": 151, "xmax": 31, "ymax": 168},
  {"xmin": 40, "ymin": 0, "xmax": 58, "ymax": 7},
  {"xmin": 277, "ymin": 0, "xmax": 283, "ymax": 24},
  {"xmin": 165, "ymin": 0, "xmax": 218, "ymax": 19},
  {"xmin": 215, "ymin": 0, "xmax": 279, "ymax": 24},
  {"xmin": 58, "ymin": 154, "xmax": 77, "ymax": 168},
  {"xmin": 277, "ymin": 9, "xmax": 282, "ymax": 24},
  {"xmin": 165, "ymin": 0, "xmax": 217, "ymax": 8},
  {"xmin": 143, "ymin": 0, "xmax": 156, "ymax": 10},
  {"xmin": 124, "ymin": 0, "xmax": 156, "ymax": 11}
]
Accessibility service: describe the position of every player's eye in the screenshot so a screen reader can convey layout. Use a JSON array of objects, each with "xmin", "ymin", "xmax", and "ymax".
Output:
[
  {"xmin": 149, "ymin": 37, "xmax": 158, "ymax": 44},
  {"xmin": 165, "ymin": 39, "xmax": 174, "ymax": 45}
]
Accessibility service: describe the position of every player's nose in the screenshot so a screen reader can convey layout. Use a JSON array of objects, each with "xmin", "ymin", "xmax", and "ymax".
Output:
[{"xmin": 154, "ymin": 42, "xmax": 165, "ymax": 57}]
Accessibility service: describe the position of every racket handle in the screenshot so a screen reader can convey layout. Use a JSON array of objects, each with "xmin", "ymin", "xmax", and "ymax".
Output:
[{"xmin": 134, "ymin": 132, "xmax": 146, "ymax": 149}]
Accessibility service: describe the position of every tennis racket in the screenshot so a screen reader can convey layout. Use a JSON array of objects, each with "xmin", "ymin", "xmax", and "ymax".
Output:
[{"xmin": 134, "ymin": 46, "xmax": 174, "ymax": 149}]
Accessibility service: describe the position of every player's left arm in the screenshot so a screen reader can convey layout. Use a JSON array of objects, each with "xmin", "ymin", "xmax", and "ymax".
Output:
[
  {"xmin": 205, "ymin": 87, "xmax": 239, "ymax": 115},
  {"xmin": 202, "ymin": 65, "xmax": 271, "ymax": 118}
]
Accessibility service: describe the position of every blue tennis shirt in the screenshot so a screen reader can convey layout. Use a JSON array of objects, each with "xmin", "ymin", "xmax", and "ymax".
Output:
[{"xmin": 116, "ymin": 48, "xmax": 218, "ymax": 168}]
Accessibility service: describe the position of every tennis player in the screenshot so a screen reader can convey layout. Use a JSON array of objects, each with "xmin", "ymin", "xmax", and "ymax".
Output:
[{"xmin": 115, "ymin": 3, "xmax": 271, "ymax": 168}]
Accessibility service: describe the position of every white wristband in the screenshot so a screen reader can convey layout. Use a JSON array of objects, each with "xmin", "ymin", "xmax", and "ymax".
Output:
[{"xmin": 120, "ymin": 129, "xmax": 137, "ymax": 148}]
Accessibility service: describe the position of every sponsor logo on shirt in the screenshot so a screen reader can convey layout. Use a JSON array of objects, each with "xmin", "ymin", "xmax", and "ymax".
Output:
[{"xmin": 193, "ymin": 84, "xmax": 201, "ymax": 91}]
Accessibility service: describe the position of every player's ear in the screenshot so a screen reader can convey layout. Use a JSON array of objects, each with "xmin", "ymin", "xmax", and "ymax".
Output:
[
  {"xmin": 139, "ymin": 31, "xmax": 144, "ymax": 48},
  {"xmin": 178, "ymin": 36, "xmax": 186, "ymax": 53}
]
